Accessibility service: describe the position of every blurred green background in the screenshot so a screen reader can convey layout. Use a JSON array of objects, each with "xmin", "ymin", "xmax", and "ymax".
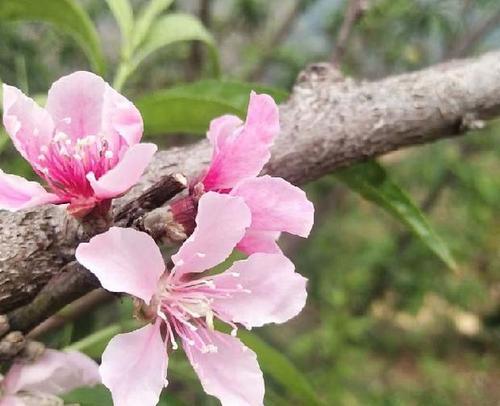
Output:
[{"xmin": 2, "ymin": 0, "xmax": 500, "ymax": 405}]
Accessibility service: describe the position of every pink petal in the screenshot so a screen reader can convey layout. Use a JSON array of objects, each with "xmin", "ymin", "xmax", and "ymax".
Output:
[
  {"xmin": 2, "ymin": 84, "xmax": 54, "ymax": 163},
  {"xmin": 101, "ymin": 82, "xmax": 144, "ymax": 147},
  {"xmin": 184, "ymin": 329, "xmax": 264, "ymax": 406},
  {"xmin": 75, "ymin": 227, "xmax": 164, "ymax": 302},
  {"xmin": 87, "ymin": 143, "xmax": 157, "ymax": 200},
  {"xmin": 45, "ymin": 71, "xmax": 143, "ymax": 147},
  {"xmin": 206, "ymin": 114, "xmax": 243, "ymax": 153},
  {"xmin": 0, "ymin": 169, "xmax": 62, "ymax": 211},
  {"xmin": 46, "ymin": 71, "xmax": 106, "ymax": 140},
  {"xmin": 202, "ymin": 92, "xmax": 279, "ymax": 191},
  {"xmin": 212, "ymin": 253, "xmax": 307, "ymax": 328},
  {"xmin": 3, "ymin": 349, "xmax": 99, "ymax": 396},
  {"xmin": 171, "ymin": 192, "xmax": 251, "ymax": 279},
  {"xmin": 231, "ymin": 175, "xmax": 314, "ymax": 237},
  {"xmin": 100, "ymin": 322, "xmax": 167, "ymax": 406},
  {"xmin": 236, "ymin": 230, "xmax": 281, "ymax": 255}
]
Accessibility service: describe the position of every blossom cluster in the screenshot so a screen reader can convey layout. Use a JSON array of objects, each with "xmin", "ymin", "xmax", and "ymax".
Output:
[{"xmin": 0, "ymin": 72, "xmax": 314, "ymax": 406}]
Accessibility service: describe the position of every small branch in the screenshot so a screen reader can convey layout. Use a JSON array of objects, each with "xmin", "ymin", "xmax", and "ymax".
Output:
[
  {"xmin": 247, "ymin": 0, "xmax": 308, "ymax": 81},
  {"xmin": 114, "ymin": 173, "xmax": 187, "ymax": 226},
  {"xmin": 331, "ymin": 0, "xmax": 370, "ymax": 65},
  {"xmin": 445, "ymin": 7, "xmax": 500, "ymax": 59},
  {"xmin": 27, "ymin": 289, "xmax": 113, "ymax": 339},
  {"xmin": 6, "ymin": 262, "xmax": 99, "ymax": 335}
]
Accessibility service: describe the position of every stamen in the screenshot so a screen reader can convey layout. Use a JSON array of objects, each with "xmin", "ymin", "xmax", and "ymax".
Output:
[{"xmin": 54, "ymin": 132, "xmax": 68, "ymax": 142}]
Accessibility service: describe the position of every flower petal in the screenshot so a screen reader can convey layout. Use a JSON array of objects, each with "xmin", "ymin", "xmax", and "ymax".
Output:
[
  {"xmin": 75, "ymin": 227, "xmax": 164, "ymax": 302},
  {"xmin": 212, "ymin": 253, "xmax": 307, "ymax": 328},
  {"xmin": 206, "ymin": 114, "xmax": 243, "ymax": 154},
  {"xmin": 102, "ymin": 82, "xmax": 144, "ymax": 147},
  {"xmin": 100, "ymin": 322, "xmax": 167, "ymax": 406},
  {"xmin": 0, "ymin": 169, "xmax": 62, "ymax": 211},
  {"xmin": 171, "ymin": 192, "xmax": 251, "ymax": 279},
  {"xmin": 202, "ymin": 92, "xmax": 279, "ymax": 191},
  {"xmin": 87, "ymin": 143, "xmax": 157, "ymax": 200},
  {"xmin": 45, "ymin": 71, "xmax": 143, "ymax": 147},
  {"xmin": 232, "ymin": 175, "xmax": 314, "ymax": 237},
  {"xmin": 3, "ymin": 349, "xmax": 99, "ymax": 396},
  {"xmin": 2, "ymin": 84, "xmax": 54, "ymax": 163},
  {"xmin": 184, "ymin": 329, "xmax": 264, "ymax": 406},
  {"xmin": 236, "ymin": 230, "xmax": 281, "ymax": 255},
  {"xmin": 46, "ymin": 71, "xmax": 107, "ymax": 140}
]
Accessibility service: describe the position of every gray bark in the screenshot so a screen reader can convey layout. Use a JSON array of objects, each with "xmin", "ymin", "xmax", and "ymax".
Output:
[{"xmin": 1, "ymin": 51, "xmax": 500, "ymax": 315}]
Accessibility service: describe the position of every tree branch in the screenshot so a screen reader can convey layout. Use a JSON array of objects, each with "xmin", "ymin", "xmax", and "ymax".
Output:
[{"xmin": 1, "ymin": 50, "xmax": 500, "ymax": 332}]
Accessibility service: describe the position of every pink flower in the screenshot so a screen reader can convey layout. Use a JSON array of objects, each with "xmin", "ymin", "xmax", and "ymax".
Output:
[
  {"xmin": 1, "ymin": 71, "xmax": 157, "ymax": 216},
  {"xmin": 76, "ymin": 192, "xmax": 308, "ymax": 406},
  {"xmin": 0, "ymin": 349, "xmax": 100, "ymax": 406},
  {"xmin": 197, "ymin": 91, "xmax": 314, "ymax": 254}
]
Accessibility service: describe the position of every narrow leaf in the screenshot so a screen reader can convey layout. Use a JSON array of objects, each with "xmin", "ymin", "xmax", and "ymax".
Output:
[
  {"xmin": 136, "ymin": 80, "xmax": 288, "ymax": 135},
  {"xmin": 114, "ymin": 12, "xmax": 219, "ymax": 89},
  {"xmin": 0, "ymin": 0, "xmax": 105, "ymax": 74},
  {"xmin": 336, "ymin": 160, "xmax": 457, "ymax": 270},
  {"xmin": 132, "ymin": 0, "xmax": 174, "ymax": 51},
  {"xmin": 105, "ymin": 0, "xmax": 134, "ymax": 53},
  {"xmin": 62, "ymin": 385, "xmax": 113, "ymax": 406},
  {"xmin": 238, "ymin": 330, "xmax": 322, "ymax": 406},
  {"xmin": 65, "ymin": 321, "xmax": 137, "ymax": 359}
]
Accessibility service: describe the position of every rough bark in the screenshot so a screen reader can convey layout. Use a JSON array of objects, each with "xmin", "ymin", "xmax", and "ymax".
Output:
[{"xmin": 1, "ymin": 50, "xmax": 500, "ymax": 317}]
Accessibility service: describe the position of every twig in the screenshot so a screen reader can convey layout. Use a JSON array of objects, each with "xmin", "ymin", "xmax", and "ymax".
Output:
[
  {"xmin": 114, "ymin": 173, "xmax": 187, "ymax": 226},
  {"xmin": 445, "ymin": 7, "xmax": 500, "ymax": 59},
  {"xmin": 27, "ymin": 289, "xmax": 113, "ymax": 339},
  {"xmin": 331, "ymin": 0, "xmax": 370, "ymax": 65},
  {"xmin": 6, "ymin": 262, "xmax": 99, "ymax": 335},
  {"xmin": 247, "ymin": 0, "xmax": 309, "ymax": 81}
]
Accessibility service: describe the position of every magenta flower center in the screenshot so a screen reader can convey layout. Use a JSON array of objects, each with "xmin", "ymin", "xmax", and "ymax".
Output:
[{"xmin": 34, "ymin": 131, "xmax": 118, "ymax": 199}]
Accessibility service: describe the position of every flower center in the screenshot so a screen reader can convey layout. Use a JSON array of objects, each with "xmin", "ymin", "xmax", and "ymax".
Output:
[
  {"xmin": 35, "ymin": 130, "xmax": 116, "ymax": 198},
  {"xmin": 155, "ymin": 275, "xmax": 248, "ymax": 354}
]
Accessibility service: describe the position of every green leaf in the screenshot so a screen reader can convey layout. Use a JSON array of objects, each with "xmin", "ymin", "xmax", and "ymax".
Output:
[
  {"xmin": 65, "ymin": 321, "xmax": 138, "ymax": 359},
  {"xmin": 238, "ymin": 330, "xmax": 322, "ymax": 406},
  {"xmin": 0, "ymin": 132, "xmax": 9, "ymax": 153},
  {"xmin": 0, "ymin": 0, "xmax": 105, "ymax": 74},
  {"xmin": 136, "ymin": 80, "xmax": 288, "ymax": 135},
  {"xmin": 336, "ymin": 160, "xmax": 457, "ymax": 270},
  {"xmin": 63, "ymin": 384, "xmax": 184, "ymax": 405},
  {"xmin": 105, "ymin": 0, "xmax": 134, "ymax": 54},
  {"xmin": 62, "ymin": 385, "xmax": 113, "ymax": 406},
  {"xmin": 132, "ymin": 0, "xmax": 174, "ymax": 51},
  {"xmin": 0, "ymin": 79, "xmax": 9, "ymax": 153},
  {"xmin": 114, "ymin": 13, "xmax": 219, "ymax": 89}
]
